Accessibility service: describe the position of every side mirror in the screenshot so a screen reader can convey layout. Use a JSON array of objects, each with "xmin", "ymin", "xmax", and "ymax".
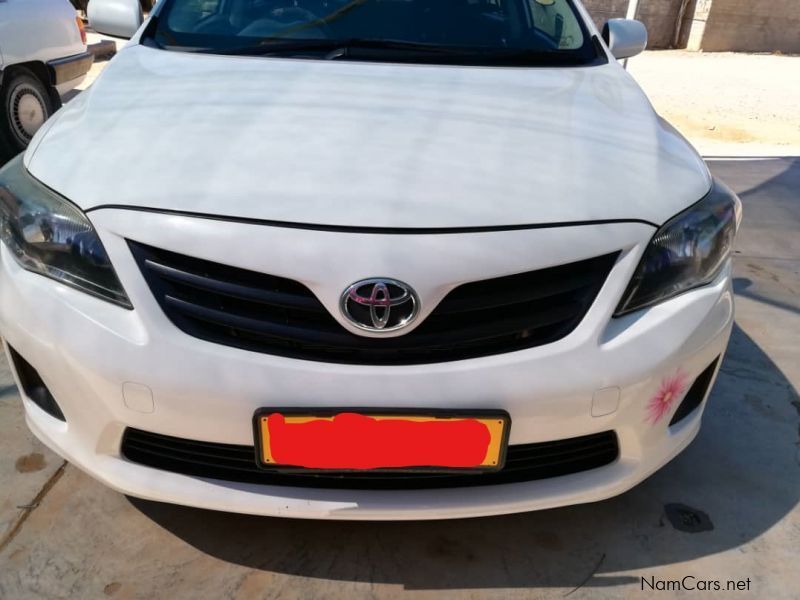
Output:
[
  {"xmin": 88, "ymin": 0, "xmax": 144, "ymax": 39},
  {"xmin": 602, "ymin": 19, "xmax": 648, "ymax": 60}
]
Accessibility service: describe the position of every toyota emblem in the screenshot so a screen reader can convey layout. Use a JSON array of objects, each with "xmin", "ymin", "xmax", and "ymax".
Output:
[{"xmin": 340, "ymin": 278, "xmax": 419, "ymax": 333}]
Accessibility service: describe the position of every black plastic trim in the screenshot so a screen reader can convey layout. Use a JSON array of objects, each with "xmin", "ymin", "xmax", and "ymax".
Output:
[
  {"xmin": 669, "ymin": 357, "xmax": 720, "ymax": 427},
  {"xmin": 121, "ymin": 427, "xmax": 620, "ymax": 490},
  {"xmin": 87, "ymin": 205, "xmax": 658, "ymax": 234},
  {"xmin": 6, "ymin": 346, "xmax": 66, "ymax": 421},
  {"xmin": 47, "ymin": 51, "xmax": 94, "ymax": 85}
]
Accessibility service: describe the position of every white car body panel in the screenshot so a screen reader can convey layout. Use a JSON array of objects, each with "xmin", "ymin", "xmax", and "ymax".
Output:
[
  {"xmin": 26, "ymin": 44, "xmax": 710, "ymax": 228},
  {"xmin": 0, "ymin": 0, "xmax": 87, "ymax": 93}
]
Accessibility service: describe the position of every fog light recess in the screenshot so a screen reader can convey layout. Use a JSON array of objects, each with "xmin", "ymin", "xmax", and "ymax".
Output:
[
  {"xmin": 6, "ymin": 345, "xmax": 66, "ymax": 421},
  {"xmin": 669, "ymin": 357, "xmax": 721, "ymax": 427}
]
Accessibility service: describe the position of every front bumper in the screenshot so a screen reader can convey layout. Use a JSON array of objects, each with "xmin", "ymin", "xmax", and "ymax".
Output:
[{"xmin": 0, "ymin": 210, "xmax": 734, "ymax": 520}]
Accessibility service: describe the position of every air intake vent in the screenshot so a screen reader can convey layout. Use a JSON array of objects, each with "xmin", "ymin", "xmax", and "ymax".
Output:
[{"xmin": 121, "ymin": 427, "xmax": 619, "ymax": 490}]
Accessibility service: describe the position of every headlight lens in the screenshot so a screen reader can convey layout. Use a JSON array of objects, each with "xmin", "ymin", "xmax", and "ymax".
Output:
[
  {"xmin": 0, "ymin": 156, "xmax": 131, "ymax": 308},
  {"xmin": 615, "ymin": 179, "xmax": 741, "ymax": 316}
]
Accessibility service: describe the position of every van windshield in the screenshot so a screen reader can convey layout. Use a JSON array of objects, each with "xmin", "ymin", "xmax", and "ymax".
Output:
[{"xmin": 147, "ymin": 0, "xmax": 601, "ymax": 67}]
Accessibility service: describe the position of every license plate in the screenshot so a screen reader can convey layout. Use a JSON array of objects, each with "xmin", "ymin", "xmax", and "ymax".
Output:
[{"xmin": 254, "ymin": 409, "xmax": 510, "ymax": 472}]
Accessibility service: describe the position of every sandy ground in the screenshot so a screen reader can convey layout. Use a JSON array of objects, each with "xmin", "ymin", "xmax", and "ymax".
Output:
[
  {"xmin": 79, "ymin": 38, "xmax": 800, "ymax": 157},
  {"xmin": 627, "ymin": 51, "xmax": 800, "ymax": 156}
]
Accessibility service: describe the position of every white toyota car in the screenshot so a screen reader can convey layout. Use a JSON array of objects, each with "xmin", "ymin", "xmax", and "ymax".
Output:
[{"xmin": 0, "ymin": 0, "xmax": 741, "ymax": 520}]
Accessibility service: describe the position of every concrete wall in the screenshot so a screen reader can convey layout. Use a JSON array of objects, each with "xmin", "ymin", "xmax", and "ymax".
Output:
[
  {"xmin": 581, "ymin": 0, "xmax": 628, "ymax": 26},
  {"xmin": 583, "ymin": 0, "xmax": 800, "ymax": 53},
  {"xmin": 581, "ymin": 0, "xmax": 691, "ymax": 48},
  {"xmin": 701, "ymin": 0, "xmax": 800, "ymax": 53}
]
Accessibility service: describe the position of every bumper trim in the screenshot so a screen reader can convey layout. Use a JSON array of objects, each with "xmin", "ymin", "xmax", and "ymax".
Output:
[
  {"xmin": 669, "ymin": 356, "xmax": 721, "ymax": 426},
  {"xmin": 47, "ymin": 51, "xmax": 94, "ymax": 86},
  {"xmin": 5, "ymin": 344, "xmax": 65, "ymax": 421},
  {"xmin": 121, "ymin": 427, "xmax": 620, "ymax": 490}
]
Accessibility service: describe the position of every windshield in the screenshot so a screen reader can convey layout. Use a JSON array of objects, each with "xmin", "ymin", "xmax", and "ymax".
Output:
[{"xmin": 147, "ymin": 0, "xmax": 600, "ymax": 66}]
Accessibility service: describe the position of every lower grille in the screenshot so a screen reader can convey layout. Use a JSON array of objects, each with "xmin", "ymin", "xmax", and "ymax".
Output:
[
  {"xmin": 128, "ymin": 241, "xmax": 618, "ymax": 365},
  {"xmin": 121, "ymin": 428, "xmax": 619, "ymax": 490}
]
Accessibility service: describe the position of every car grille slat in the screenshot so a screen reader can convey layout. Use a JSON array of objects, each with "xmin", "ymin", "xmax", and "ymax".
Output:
[
  {"xmin": 121, "ymin": 428, "xmax": 619, "ymax": 490},
  {"xmin": 127, "ymin": 428, "xmax": 251, "ymax": 453},
  {"xmin": 129, "ymin": 241, "xmax": 618, "ymax": 365},
  {"xmin": 167, "ymin": 293, "xmax": 582, "ymax": 350},
  {"xmin": 123, "ymin": 438, "xmax": 256, "ymax": 465},
  {"xmin": 163, "ymin": 295, "xmax": 355, "ymax": 346},
  {"xmin": 504, "ymin": 436, "xmax": 618, "ymax": 461},
  {"xmin": 144, "ymin": 259, "xmax": 320, "ymax": 311},
  {"xmin": 500, "ymin": 448, "xmax": 619, "ymax": 473},
  {"xmin": 439, "ymin": 271, "xmax": 601, "ymax": 315},
  {"xmin": 124, "ymin": 442, "xmax": 268, "ymax": 474}
]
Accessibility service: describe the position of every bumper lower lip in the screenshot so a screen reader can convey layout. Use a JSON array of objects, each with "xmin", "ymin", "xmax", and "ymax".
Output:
[{"xmin": 0, "ymin": 216, "xmax": 735, "ymax": 520}]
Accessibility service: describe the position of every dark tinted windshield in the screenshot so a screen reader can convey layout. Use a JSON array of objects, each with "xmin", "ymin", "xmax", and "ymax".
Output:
[{"xmin": 148, "ymin": 0, "xmax": 600, "ymax": 66}]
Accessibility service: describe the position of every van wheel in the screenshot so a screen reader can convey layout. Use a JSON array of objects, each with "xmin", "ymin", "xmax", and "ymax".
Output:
[{"xmin": 0, "ymin": 69, "xmax": 56, "ymax": 162}]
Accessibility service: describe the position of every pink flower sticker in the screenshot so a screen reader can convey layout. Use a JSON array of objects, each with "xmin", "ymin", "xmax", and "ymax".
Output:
[{"xmin": 646, "ymin": 370, "xmax": 689, "ymax": 425}]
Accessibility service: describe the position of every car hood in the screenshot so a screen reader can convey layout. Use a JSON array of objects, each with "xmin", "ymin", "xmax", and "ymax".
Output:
[{"xmin": 26, "ymin": 44, "xmax": 710, "ymax": 229}]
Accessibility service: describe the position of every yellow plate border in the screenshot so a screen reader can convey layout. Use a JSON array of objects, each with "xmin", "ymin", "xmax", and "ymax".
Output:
[{"xmin": 252, "ymin": 408, "xmax": 511, "ymax": 473}]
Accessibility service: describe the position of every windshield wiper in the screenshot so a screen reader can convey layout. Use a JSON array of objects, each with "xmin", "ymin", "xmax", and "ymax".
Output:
[
  {"xmin": 324, "ymin": 41, "xmax": 590, "ymax": 65},
  {"xmin": 322, "ymin": 39, "xmax": 482, "ymax": 57},
  {"xmin": 185, "ymin": 38, "xmax": 342, "ymax": 56},
  {"xmin": 187, "ymin": 38, "xmax": 475, "ymax": 58}
]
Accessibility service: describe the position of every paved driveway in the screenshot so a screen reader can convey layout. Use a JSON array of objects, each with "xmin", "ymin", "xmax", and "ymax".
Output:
[{"xmin": 1, "ymin": 158, "xmax": 798, "ymax": 599}]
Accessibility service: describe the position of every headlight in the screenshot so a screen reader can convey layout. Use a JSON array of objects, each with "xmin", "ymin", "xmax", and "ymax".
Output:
[
  {"xmin": 0, "ymin": 156, "xmax": 131, "ymax": 308},
  {"xmin": 615, "ymin": 179, "xmax": 741, "ymax": 316}
]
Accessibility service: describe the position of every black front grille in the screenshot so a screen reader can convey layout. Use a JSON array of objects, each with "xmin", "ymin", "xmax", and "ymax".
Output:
[
  {"xmin": 129, "ymin": 241, "xmax": 618, "ymax": 365},
  {"xmin": 121, "ymin": 428, "xmax": 619, "ymax": 490}
]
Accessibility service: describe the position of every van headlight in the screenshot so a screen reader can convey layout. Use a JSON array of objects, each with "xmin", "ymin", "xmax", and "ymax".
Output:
[
  {"xmin": 0, "ymin": 156, "xmax": 131, "ymax": 308},
  {"xmin": 615, "ymin": 179, "xmax": 742, "ymax": 316}
]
